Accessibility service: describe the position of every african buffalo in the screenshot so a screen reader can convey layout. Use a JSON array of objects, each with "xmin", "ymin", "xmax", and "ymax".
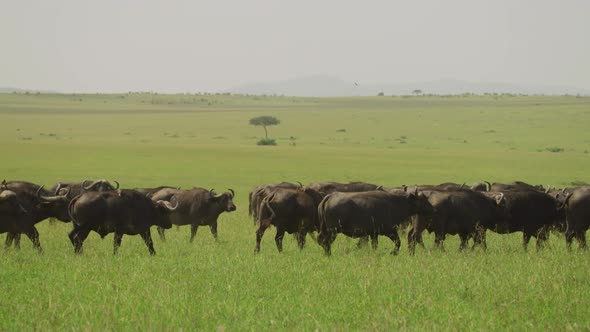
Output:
[
  {"xmin": 486, "ymin": 189, "xmax": 564, "ymax": 250},
  {"xmin": 255, "ymin": 187, "xmax": 325, "ymax": 252},
  {"xmin": 151, "ymin": 188, "xmax": 236, "ymax": 242},
  {"xmin": 408, "ymin": 189, "xmax": 506, "ymax": 254},
  {"xmin": 249, "ymin": 182, "xmax": 301, "ymax": 222},
  {"xmin": 68, "ymin": 190, "xmax": 176, "ymax": 255},
  {"xmin": 0, "ymin": 190, "xmax": 36, "ymax": 249},
  {"xmin": 317, "ymin": 190, "xmax": 433, "ymax": 255},
  {"xmin": 563, "ymin": 186, "xmax": 590, "ymax": 250},
  {"xmin": 1, "ymin": 180, "xmax": 70, "ymax": 251}
]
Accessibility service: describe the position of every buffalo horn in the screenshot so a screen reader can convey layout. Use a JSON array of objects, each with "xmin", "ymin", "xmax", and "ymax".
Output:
[
  {"xmin": 113, "ymin": 180, "xmax": 120, "ymax": 190},
  {"xmin": 82, "ymin": 179, "xmax": 97, "ymax": 190},
  {"xmin": 157, "ymin": 200, "xmax": 178, "ymax": 211},
  {"xmin": 228, "ymin": 188, "xmax": 235, "ymax": 198},
  {"xmin": 54, "ymin": 182, "xmax": 63, "ymax": 195},
  {"xmin": 495, "ymin": 193, "xmax": 504, "ymax": 205},
  {"xmin": 296, "ymin": 181, "xmax": 303, "ymax": 189},
  {"xmin": 484, "ymin": 181, "xmax": 491, "ymax": 191},
  {"xmin": 38, "ymin": 185, "xmax": 69, "ymax": 202},
  {"xmin": 0, "ymin": 190, "xmax": 16, "ymax": 201}
]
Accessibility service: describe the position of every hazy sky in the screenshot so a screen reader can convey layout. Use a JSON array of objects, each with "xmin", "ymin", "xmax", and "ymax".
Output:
[{"xmin": 1, "ymin": 0, "xmax": 589, "ymax": 92}]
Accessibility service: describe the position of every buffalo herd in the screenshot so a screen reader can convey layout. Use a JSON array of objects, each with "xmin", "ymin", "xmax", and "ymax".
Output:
[{"xmin": 0, "ymin": 178, "xmax": 589, "ymax": 256}]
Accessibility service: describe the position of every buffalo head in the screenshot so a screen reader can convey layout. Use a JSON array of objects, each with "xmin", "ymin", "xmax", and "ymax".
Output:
[
  {"xmin": 36, "ymin": 185, "xmax": 71, "ymax": 222},
  {"xmin": 82, "ymin": 179, "xmax": 120, "ymax": 192},
  {"xmin": 209, "ymin": 188, "xmax": 237, "ymax": 212}
]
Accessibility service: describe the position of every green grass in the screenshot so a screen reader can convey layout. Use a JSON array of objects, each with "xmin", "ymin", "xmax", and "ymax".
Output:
[{"xmin": 1, "ymin": 93, "xmax": 590, "ymax": 330}]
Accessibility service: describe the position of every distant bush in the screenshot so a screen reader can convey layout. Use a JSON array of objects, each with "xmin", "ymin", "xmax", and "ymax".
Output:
[
  {"xmin": 257, "ymin": 138, "xmax": 277, "ymax": 146},
  {"xmin": 336, "ymin": 129, "xmax": 346, "ymax": 133},
  {"xmin": 377, "ymin": 92, "xmax": 384, "ymax": 96},
  {"xmin": 545, "ymin": 147, "xmax": 564, "ymax": 153}
]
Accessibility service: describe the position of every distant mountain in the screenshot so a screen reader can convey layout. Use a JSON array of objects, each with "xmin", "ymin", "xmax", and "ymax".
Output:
[
  {"xmin": 0, "ymin": 87, "xmax": 58, "ymax": 94},
  {"xmin": 227, "ymin": 76, "xmax": 590, "ymax": 97}
]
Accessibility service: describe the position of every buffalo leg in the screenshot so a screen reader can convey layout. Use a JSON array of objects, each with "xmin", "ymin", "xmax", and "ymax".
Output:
[
  {"xmin": 407, "ymin": 227, "xmax": 419, "ymax": 255},
  {"xmin": 209, "ymin": 222, "xmax": 218, "ymax": 241},
  {"xmin": 5, "ymin": 233, "xmax": 15, "ymax": 249},
  {"xmin": 416, "ymin": 232, "xmax": 425, "ymax": 249},
  {"xmin": 536, "ymin": 227, "xmax": 549, "ymax": 251},
  {"xmin": 5, "ymin": 233, "xmax": 22, "ymax": 250},
  {"xmin": 473, "ymin": 229, "xmax": 487, "ymax": 251},
  {"xmin": 275, "ymin": 228, "xmax": 285, "ymax": 252},
  {"xmin": 459, "ymin": 233, "xmax": 469, "ymax": 251},
  {"xmin": 434, "ymin": 232, "xmax": 446, "ymax": 251},
  {"xmin": 575, "ymin": 231, "xmax": 587, "ymax": 250},
  {"xmin": 385, "ymin": 229, "xmax": 401, "ymax": 255},
  {"xmin": 157, "ymin": 227, "xmax": 166, "ymax": 242},
  {"xmin": 113, "ymin": 232, "xmax": 123, "ymax": 255},
  {"xmin": 190, "ymin": 224, "xmax": 198, "ymax": 243},
  {"xmin": 254, "ymin": 220, "xmax": 270, "ymax": 253},
  {"xmin": 370, "ymin": 234, "xmax": 379, "ymax": 250},
  {"xmin": 68, "ymin": 227, "xmax": 91, "ymax": 255},
  {"xmin": 24, "ymin": 227, "xmax": 42, "ymax": 253},
  {"xmin": 565, "ymin": 229, "xmax": 575, "ymax": 251},
  {"xmin": 356, "ymin": 236, "xmax": 369, "ymax": 249},
  {"xmin": 296, "ymin": 230, "xmax": 306, "ymax": 250},
  {"xmin": 140, "ymin": 230, "xmax": 156, "ymax": 255},
  {"xmin": 319, "ymin": 231, "xmax": 336, "ymax": 256},
  {"xmin": 13, "ymin": 233, "xmax": 21, "ymax": 250},
  {"xmin": 522, "ymin": 233, "xmax": 532, "ymax": 251}
]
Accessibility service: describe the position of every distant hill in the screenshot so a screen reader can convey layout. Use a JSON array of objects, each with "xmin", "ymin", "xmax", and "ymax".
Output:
[
  {"xmin": 0, "ymin": 87, "xmax": 58, "ymax": 94},
  {"xmin": 227, "ymin": 76, "xmax": 590, "ymax": 97}
]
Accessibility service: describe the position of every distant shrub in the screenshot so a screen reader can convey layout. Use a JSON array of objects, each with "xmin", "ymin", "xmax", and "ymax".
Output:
[
  {"xmin": 545, "ymin": 147, "xmax": 564, "ymax": 153},
  {"xmin": 336, "ymin": 129, "xmax": 346, "ymax": 133},
  {"xmin": 257, "ymin": 138, "xmax": 277, "ymax": 146},
  {"xmin": 377, "ymin": 92, "xmax": 384, "ymax": 96}
]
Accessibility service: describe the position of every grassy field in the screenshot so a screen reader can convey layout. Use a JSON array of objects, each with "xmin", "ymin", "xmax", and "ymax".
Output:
[{"xmin": 1, "ymin": 93, "xmax": 590, "ymax": 330}]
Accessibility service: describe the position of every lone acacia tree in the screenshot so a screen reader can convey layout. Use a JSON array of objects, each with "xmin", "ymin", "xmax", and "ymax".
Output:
[{"xmin": 249, "ymin": 116, "xmax": 280, "ymax": 139}]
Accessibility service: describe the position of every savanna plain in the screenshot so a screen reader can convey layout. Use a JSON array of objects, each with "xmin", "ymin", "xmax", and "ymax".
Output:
[{"xmin": 1, "ymin": 93, "xmax": 590, "ymax": 330}]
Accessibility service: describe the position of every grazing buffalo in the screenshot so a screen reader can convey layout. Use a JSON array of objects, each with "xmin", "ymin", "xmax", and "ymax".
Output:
[
  {"xmin": 249, "ymin": 182, "xmax": 301, "ymax": 222},
  {"xmin": 1, "ymin": 180, "xmax": 70, "ymax": 251},
  {"xmin": 317, "ymin": 190, "xmax": 433, "ymax": 255},
  {"xmin": 307, "ymin": 181, "xmax": 381, "ymax": 194},
  {"xmin": 486, "ymin": 190, "xmax": 564, "ymax": 250},
  {"xmin": 490, "ymin": 181, "xmax": 544, "ymax": 192},
  {"xmin": 68, "ymin": 190, "xmax": 176, "ymax": 255},
  {"xmin": 151, "ymin": 188, "xmax": 236, "ymax": 242},
  {"xmin": 563, "ymin": 186, "xmax": 590, "ymax": 250},
  {"xmin": 255, "ymin": 187, "xmax": 325, "ymax": 252},
  {"xmin": 408, "ymin": 189, "xmax": 506, "ymax": 254}
]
